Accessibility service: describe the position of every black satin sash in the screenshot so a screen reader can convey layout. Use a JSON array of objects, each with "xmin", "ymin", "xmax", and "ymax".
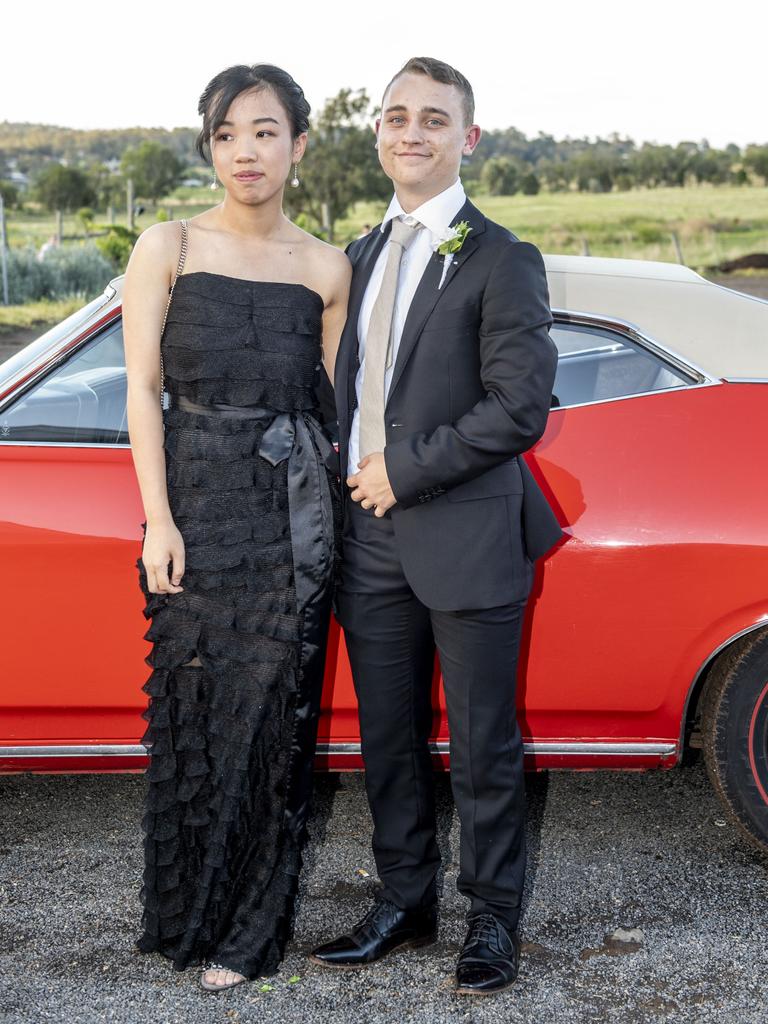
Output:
[{"xmin": 169, "ymin": 394, "xmax": 337, "ymax": 616}]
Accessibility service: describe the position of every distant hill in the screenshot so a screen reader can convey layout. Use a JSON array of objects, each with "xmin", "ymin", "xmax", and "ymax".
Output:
[
  {"xmin": 0, "ymin": 122, "xmax": 201, "ymax": 169},
  {"xmin": 2, "ymin": 120, "xmax": 766, "ymax": 194}
]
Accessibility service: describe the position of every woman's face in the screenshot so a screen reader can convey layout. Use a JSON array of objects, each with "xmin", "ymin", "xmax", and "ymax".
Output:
[{"xmin": 210, "ymin": 86, "xmax": 306, "ymax": 205}]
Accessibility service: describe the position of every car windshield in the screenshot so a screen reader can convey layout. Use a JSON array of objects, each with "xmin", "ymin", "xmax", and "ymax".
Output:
[{"xmin": 0, "ymin": 289, "xmax": 114, "ymax": 385}]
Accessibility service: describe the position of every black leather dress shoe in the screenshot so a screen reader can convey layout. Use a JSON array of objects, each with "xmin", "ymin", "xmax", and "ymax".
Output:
[
  {"xmin": 309, "ymin": 897, "xmax": 437, "ymax": 969},
  {"xmin": 455, "ymin": 913, "xmax": 520, "ymax": 995}
]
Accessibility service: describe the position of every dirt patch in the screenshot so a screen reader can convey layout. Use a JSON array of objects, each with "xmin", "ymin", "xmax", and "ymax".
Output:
[
  {"xmin": 0, "ymin": 325, "xmax": 49, "ymax": 363},
  {"xmin": 710, "ymin": 253, "xmax": 768, "ymax": 272}
]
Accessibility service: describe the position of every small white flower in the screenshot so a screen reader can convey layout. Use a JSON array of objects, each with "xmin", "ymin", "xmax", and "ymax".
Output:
[{"xmin": 431, "ymin": 225, "xmax": 460, "ymax": 252}]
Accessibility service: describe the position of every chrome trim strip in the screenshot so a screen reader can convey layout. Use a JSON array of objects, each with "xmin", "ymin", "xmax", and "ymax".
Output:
[
  {"xmin": 0, "ymin": 441, "xmax": 130, "ymax": 449},
  {"xmin": 547, "ymin": 380, "xmax": 719, "ymax": 413},
  {"xmin": 0, "ymin": 744, "xmax": 147, "ymax": 758},
  {"xmin": 721, "ymin": 377, "xmax": 768, "ymax": 384},
  {"xmin": 0, "ymin": 740, "xmax": 676, "ymax": 759},
  {"xmin": 531, "ymin": 741, "xmax": 676, "ymax": 756},
  {"xmin": 550, "ymin": 307, "xmax": 715, "ymax": 383},
  {"xmin": 318, "ymin": 741, "xmax": 676, "ymax": 757}
]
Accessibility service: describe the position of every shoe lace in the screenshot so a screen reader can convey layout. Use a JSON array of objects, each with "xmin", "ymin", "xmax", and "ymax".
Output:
[
  {"xmin": 466, "ymin": 913, "xmax": 503, "ymax": 949},
  {"xmin": 357, "ymin": 897, "xmax": 395, "ymax": 937}
]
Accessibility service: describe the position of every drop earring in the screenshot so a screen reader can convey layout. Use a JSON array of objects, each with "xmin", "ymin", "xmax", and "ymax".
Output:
[
  {"xmin": 290, "ymin": 163, "xmax": 300, "ymax": 188},
  {"xmin": 210, "ymin": 170, "xmax": 219, "ymax": 190}
]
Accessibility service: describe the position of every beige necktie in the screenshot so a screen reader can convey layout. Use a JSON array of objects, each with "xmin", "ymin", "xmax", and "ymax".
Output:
[{"xmin": 358, "ymin": 217, "xmax": 422, "ymax": 460}]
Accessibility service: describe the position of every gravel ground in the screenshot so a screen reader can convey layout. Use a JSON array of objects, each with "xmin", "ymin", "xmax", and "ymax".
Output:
[{"xmin": 1, "ymin": 761, "xmax": 767, "ymax": 1024}]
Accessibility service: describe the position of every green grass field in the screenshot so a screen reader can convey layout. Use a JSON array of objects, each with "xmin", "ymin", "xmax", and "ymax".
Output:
[
  {"xmin": 0, "ymin": 297, "xmax": 83, "ymax": 337},
  {"xmin": 4, "ymin": 183, "xmax": 768, "ymax": 269},
  {"xmin": 337, "ymin": 185, "xmax": 768, "ymax": 268}
]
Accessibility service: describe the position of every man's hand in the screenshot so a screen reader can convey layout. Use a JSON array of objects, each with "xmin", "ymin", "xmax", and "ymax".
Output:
[{"xmin": 347, "ymin": 452, "xmax": 396, "ymax": 517}]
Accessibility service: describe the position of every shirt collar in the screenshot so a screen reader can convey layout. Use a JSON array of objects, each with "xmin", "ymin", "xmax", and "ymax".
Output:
[{"xmin": 380, "ymin": 179, "xmax": 467, "ymax": 244}]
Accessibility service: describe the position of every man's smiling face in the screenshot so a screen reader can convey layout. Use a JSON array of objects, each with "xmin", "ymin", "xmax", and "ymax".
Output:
[{"xmin": 376, "ymin": 72, "xmax": 480, "ymax": 200}]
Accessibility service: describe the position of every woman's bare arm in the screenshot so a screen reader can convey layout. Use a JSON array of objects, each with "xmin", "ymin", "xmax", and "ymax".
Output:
[
  {"xmin": 319, "ymin": 248, "xmax": 352, "ymax": 384},
  {"xmin": 123, "ymin": 222, "xmax": 186, "ymax": 594}
]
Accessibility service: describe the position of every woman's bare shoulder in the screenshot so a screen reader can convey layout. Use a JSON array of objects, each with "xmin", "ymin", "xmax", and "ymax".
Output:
[
  {"xmin": 298, "ymin": 231, "xmax": 351, "ymax": 299},
  {"xmin": 132, "ymin": 220, "xmax": 186, "ymax": 265}
]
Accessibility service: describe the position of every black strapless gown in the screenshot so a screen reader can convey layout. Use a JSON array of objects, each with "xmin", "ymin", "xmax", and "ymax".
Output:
[{"xmin": 135, "ymin": 272, "xmax": 339, "ymax": 979}]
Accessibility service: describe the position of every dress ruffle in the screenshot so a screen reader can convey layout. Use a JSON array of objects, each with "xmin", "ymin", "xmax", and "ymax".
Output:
[{"xmin": 136, "ymin": 276, "xmax": 337, "ymax": 978}]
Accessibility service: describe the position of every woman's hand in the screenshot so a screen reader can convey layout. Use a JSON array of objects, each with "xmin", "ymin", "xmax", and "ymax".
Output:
[{"xmin": 142, "ymin": 520, "xmax": 186, "ymax": 594}]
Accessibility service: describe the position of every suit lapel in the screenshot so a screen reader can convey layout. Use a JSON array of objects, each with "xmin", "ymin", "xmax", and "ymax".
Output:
[{"xmin": 387, "ymin": 199, "xmax": 486, "ymax": 406}]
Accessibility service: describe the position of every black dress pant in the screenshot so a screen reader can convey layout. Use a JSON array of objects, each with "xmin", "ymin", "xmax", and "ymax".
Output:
[{"xmin": 337, "ymin": 501, "xmax": 528, "ymax": 931}]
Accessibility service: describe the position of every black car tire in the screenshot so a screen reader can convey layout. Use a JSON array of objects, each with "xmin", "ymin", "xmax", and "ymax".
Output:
[{"xmin": 701, "ymin": 630, "xmax": 768, "ymax": 856}]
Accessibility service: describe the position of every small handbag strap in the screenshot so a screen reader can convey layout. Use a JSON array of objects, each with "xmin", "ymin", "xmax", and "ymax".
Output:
[{"xmin": 159, "ymin": 219, "xmax": 189, "ymax": 403}]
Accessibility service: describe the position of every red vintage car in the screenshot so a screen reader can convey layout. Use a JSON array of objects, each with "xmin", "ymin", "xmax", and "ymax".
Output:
[{"xmin": 2, "ymin": 255, "xmax": 767, "ymax": 854}]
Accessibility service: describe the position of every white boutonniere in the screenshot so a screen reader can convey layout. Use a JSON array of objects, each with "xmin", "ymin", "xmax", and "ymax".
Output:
[{"xmin": 432, "ymin": 220, "xmax": 472, "ymax": 289}]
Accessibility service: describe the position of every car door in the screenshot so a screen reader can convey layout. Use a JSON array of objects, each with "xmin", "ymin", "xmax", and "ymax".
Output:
[
  {"xmin": 517, "ymin": 312, "xmax": 768, "ymax": 763},
  {"xmin": 0, "ymin": 308, "xmax": 360, "ymax": 765},
  {"xmin": 0, "ymin": 313, "xmax": 149, "ymax": 755}
]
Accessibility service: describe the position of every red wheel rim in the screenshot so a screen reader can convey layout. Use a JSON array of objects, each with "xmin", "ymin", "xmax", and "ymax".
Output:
[{"xmin": 748, "ymin": 680, "xmax": 768, "ymax": 807}]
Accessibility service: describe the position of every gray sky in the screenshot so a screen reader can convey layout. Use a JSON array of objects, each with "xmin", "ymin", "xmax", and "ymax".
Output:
[{"xmin": 2, "ymin": 0, "xmax": 763, "ymax": 148}]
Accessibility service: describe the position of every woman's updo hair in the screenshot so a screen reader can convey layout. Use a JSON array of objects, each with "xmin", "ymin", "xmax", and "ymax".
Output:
[{"xmin": 196, "ymin": 64, "xmax": 311, "ymax": 163}]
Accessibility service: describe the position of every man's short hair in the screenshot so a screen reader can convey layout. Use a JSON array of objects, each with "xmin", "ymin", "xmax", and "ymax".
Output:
[{"xmin": 383, "ymin": 57, "xmax": 475, "ymax": 127}]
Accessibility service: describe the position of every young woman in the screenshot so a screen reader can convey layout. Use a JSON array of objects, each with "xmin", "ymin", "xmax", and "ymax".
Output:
[{"xmin": 123, "ymin": 63, "xmax": 350, "ymax": 992}]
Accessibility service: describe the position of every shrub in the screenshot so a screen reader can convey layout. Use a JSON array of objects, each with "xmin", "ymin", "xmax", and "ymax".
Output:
[
  {"xmin": 77, "ymin": 206, "xmax": 96, "ymax": 234},
  {"xmin": 95, "ymin": 225, "xmax": 138, "ymax": 271},
  {"xmin": 636, "ymin": 225, "xmax": 665, "ymax": 245},
  {"xmin": 5, "ymin": 244, "xmax": 114, "ymax": 303},
  {"xmin": 0, "ymin": 180, "xmax": 20, "ymax": 208},
  {"xmin": 481, "ymin": 157, "xmax": 521, "ymax": 196}
]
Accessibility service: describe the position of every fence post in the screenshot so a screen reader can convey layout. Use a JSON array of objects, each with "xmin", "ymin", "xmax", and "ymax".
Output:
[
  {"xmin": 127, "ymin": 179, "xmax": 135, "ymax": 231},
  {"xmin": 581, "ymin": 237, "xmax": 590, "ymax": 256},
  {"xmin": 321, "ymin": 202, "xmax": 332, "ymax": 242},
  {"xmin": 0, "ymin": 193, "xmax": 9, "ymax": 306},
  {"xmin": 671, "ymin": 231, "xmax": 684, "ymax": 264}
]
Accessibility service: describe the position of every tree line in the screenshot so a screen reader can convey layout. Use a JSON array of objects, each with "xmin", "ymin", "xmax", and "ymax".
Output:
[{"xmin": 2, "ymin": 93, "xmax": 767, "ymax": 243}]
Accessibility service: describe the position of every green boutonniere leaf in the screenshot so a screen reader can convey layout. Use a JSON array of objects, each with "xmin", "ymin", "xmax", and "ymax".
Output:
[{"xmin": 437, "ymin": 220, "xmax": 472, "ymax": 257}]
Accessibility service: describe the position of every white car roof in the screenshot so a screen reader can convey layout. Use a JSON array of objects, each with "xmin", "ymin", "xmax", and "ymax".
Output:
[
  {"xmin": 110, "ymin": 255, "xmax": 768, "ymax": 379},
  {"xmin": 543, "ymin": 255, "xmax": 768, "ymax": 379}
]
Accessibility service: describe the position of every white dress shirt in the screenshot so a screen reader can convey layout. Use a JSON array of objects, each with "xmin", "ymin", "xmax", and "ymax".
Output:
[{"xmin": 347, "ymin": 178, "xmax": 466, "ymax": 476}]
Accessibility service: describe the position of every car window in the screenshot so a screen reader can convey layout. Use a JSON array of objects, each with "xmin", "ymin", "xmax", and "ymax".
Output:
[
  {"xmin": 0, "ymin": 291, "xmax": 112, "ymax": 383},
  {"xmin": 551, "ymin": 322, "xmax": 693, "ymax": 409},
  {"xmin": 0, "ymin": 321, "xmax": 128, "ymax": 444}
]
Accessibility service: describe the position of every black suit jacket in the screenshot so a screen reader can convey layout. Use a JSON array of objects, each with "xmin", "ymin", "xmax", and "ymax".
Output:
[{"xmin": 335, "ymin": 198, "xmax": 563, "ymax": 610}]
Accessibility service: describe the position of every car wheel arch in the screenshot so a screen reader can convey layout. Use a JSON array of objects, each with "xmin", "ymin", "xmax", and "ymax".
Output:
[
  {"xmin": 680, "ymin": 621, "xmax": 768, "ymax": 854},
  {"xmin": 681, "ymin": 619, "xmax": 768, "ymax": 754}
]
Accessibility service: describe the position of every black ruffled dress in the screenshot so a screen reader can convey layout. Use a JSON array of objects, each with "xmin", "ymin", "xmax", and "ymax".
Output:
[{"xmin": 135, "ymin": 271, "xmax": 338, "ymax": 979}]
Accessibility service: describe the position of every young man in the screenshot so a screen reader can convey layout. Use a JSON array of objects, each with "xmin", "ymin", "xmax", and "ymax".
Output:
[{"xmin": 311, "ymin": 57, "xmax": 562, "ymax": 995}]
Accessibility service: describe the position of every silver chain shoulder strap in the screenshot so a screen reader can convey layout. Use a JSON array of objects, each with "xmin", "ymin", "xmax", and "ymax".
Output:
[{"xmin": 159, "ymin": 218, "xmax": 189, "ymax": 405}]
